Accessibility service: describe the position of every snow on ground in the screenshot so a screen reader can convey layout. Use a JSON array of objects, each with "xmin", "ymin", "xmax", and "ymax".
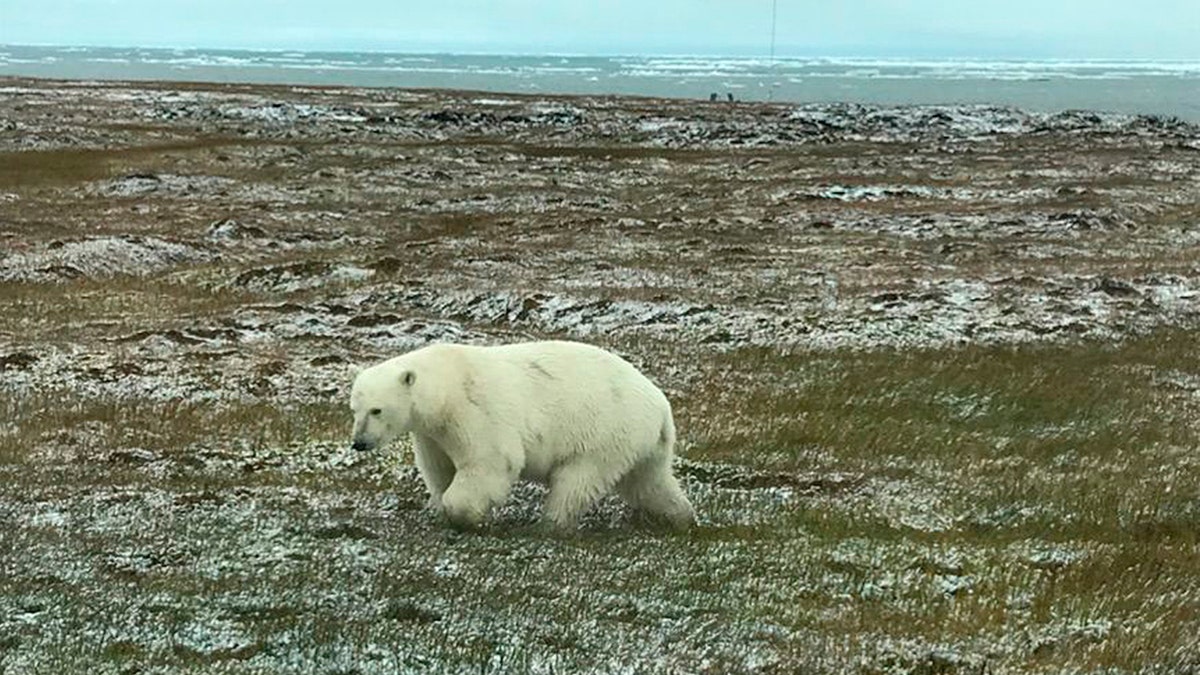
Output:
[{"xmin": 1, "ymin": 78, "xmax": 1198, "ymax": 674}]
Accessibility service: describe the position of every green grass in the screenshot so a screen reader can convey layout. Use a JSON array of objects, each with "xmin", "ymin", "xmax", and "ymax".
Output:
[
  {"xmin": 681, "ymin": 331, "xmax": 1200, "ymax": 540},
  {"xmin": 0, "ymin": 390, "xmax": 346, "ymax": 471},
  {"xmin": 0, "ymin": 137, "xmax": 295, "ymax": 191},
  {"xmin": 3, "ymin": 80, "xmax": 1199, "ymax": 672},
  {"xmin": 0, "ymin": 275, "xmax": 258, "ymax": 342},
  {"xmin": 4, "ymin": 331, "xmax": 1200, "ymax": 673}
]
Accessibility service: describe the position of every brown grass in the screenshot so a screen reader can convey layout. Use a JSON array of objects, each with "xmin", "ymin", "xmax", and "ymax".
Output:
[{"xmin": 3, "ymin": 78, "xmax": 1199, "ymax": 673}]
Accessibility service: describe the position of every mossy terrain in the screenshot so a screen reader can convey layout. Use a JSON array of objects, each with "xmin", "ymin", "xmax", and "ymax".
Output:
[{"xmin": 1, "ymin": 77, "xmax": 1198, "ymax": 673}]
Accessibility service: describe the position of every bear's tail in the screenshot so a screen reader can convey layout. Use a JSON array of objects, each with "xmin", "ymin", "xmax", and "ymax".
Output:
[{"xmin": 658, "ymin": 411, "xmax": 676, "ymax": 457}]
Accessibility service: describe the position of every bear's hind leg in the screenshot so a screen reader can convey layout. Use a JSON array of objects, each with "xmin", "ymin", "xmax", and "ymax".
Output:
[
  {"xmin": 616, "ymin": 456, "xmax": 696, "ymax": 530},
  {"xmin": 544, "ymin": 461, "xmax": 624, "ymax": 530}
]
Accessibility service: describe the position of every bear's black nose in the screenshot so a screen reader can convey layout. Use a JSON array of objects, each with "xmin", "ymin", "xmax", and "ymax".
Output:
[{"xmin": 351, "ymin": 439, "xmax": 372, "ymax": 452}]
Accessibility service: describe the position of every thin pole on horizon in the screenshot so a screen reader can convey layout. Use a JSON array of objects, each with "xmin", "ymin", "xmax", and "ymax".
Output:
[{"xmin": 767, "ymin": 0, "xmax": 778, "ymax": 101}]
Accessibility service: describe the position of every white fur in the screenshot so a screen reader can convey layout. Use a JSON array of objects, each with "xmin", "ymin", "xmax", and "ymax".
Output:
[{"xmin": 349, "ymin": 340, "xmax": 694, "ymax": 530}]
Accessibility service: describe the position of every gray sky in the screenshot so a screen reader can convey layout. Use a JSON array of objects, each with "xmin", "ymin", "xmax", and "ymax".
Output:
[{"xmin": 1, "ymin": 0, "xmax": 1197, "ymax": 58}]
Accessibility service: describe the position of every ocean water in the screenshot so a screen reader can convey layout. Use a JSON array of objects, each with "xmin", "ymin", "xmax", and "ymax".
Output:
[{"xmin": 2, "ymin": 45, "xmax": 1198, "ymax": 121}]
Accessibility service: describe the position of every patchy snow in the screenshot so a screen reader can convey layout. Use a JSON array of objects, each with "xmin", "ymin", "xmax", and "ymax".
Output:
[
  {"xmin": 88, "ymin": 173, "xmax": 237, "ymax": 198},
  {"xmin": 0, "ymin": 236, "xmax": 213, "ymax": 281},
  {"xmin": 470, "ymin": 98, "xmax": 520, "ymax": 106},
  {"xmin": 2, "ymin": 79, "xmax": 1198, "ymax": 674},
  {"xmin": 204, "ymin": 218, "xmax": 266, "ymax": 241},
  {"xmin": 228, "ymin": 261, "xmax": 375, "ymax": 293}
]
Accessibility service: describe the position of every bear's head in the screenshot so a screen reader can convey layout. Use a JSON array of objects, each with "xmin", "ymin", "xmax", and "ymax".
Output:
[{"xmin": 348, "ymin": 360, "xmax": 417, "ymax": 452}]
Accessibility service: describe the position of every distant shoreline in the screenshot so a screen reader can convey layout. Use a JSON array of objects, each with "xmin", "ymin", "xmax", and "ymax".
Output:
[
  {"xmin": 5, "ymin": 42, "xmax": 1200, "ymax": 62},
  {"xmin": 3, "ymin": 45, "xmax": 1199, "ymax": 121}
]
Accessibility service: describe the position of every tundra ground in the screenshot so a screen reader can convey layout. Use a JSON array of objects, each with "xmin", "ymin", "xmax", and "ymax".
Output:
[{"xmin": 2, "ymin": 77, "xmax": 1199, "ymax": 673}]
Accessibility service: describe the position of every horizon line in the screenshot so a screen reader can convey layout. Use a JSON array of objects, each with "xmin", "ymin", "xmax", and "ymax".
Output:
[{"xmin": 4, "ymin": 42, "xmax": 1199, "ymax": 63}]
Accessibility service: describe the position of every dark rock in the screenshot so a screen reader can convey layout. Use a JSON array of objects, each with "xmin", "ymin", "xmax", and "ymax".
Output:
[
  {"xmin": 314, "ymin": 523, "xmax": 377, "ymax": 540},
  {"xmin": 1096, "ymin": 277, "xmax": 1140, "ymax": 297},
  {"xmin": 231, "ymin": 261, "xmax": 333, "ymax": 289},
  {"xmin": 110, "ymin": 449, "xmax": 158, "ymax": 465},
  {"xmin": 37, "ymin": 264, "xmax": 85, "ymax": 279},
  {"xmin": 370, "ymin": 256, "xmax": 404, "ymax": 275},
  {"xmin": 679, "ymin": 460, "xmax": 866, "ymax": 494},
  {"xmin": 382, "ymin": 601, "xmax": 440, "ymax": 624},
  {"xmin": 347, "ymin": 313, "xmax": 401, "ymax": 327},
  {"xmin": 0, "ymin": 352, "xmax": 39, "ymax": 370},
  {"xmin": 175, "ymin": 491, "xmax": 224, "ymax": 506}
]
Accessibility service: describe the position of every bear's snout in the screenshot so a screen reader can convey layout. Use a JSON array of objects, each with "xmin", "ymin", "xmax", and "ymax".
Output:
[{"xmin": 351, "ymin": 438, "xmax": 373, "ymax": 452}]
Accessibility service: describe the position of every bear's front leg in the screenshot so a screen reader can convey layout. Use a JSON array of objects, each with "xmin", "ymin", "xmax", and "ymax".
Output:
[
  {"xmin": 413, "ymin": 435, "xmax": 455, "ymax": 514},
  {"xmin": 440, "ymin": 463, "xmax": 517, "ymax": 529}
]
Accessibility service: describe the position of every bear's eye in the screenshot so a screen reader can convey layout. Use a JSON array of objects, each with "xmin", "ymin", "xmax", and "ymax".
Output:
[{"xmin": 369, "ymin": 408, "xmax": 382, "ymax": 416}]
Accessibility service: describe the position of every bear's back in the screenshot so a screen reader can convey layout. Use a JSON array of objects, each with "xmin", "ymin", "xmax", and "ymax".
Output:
[{"xmin": 402, "ymin": 340, "xmax": 667, "ymax": 416}]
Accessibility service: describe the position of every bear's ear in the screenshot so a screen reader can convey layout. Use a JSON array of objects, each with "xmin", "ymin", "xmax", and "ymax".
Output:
[{"xmin": 401, "ymin": 370, "xmax": 416, "ymax": 387}]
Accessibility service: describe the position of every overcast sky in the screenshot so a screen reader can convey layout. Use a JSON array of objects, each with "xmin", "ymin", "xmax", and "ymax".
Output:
[{"xmin": 1, "ymin": 0, "xmax": 1197, "ymax": 58}]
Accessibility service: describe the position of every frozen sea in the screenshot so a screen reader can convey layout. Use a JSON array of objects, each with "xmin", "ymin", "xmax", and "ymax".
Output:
[{"xmin": 2, "ymin": 45, "xmax": 1198, "ymax": 121}]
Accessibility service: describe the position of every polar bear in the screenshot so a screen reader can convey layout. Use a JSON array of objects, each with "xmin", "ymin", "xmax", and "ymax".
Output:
[{"xmin": 348, "ymin": 340, "xmax": 695, "ymax": 531}]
